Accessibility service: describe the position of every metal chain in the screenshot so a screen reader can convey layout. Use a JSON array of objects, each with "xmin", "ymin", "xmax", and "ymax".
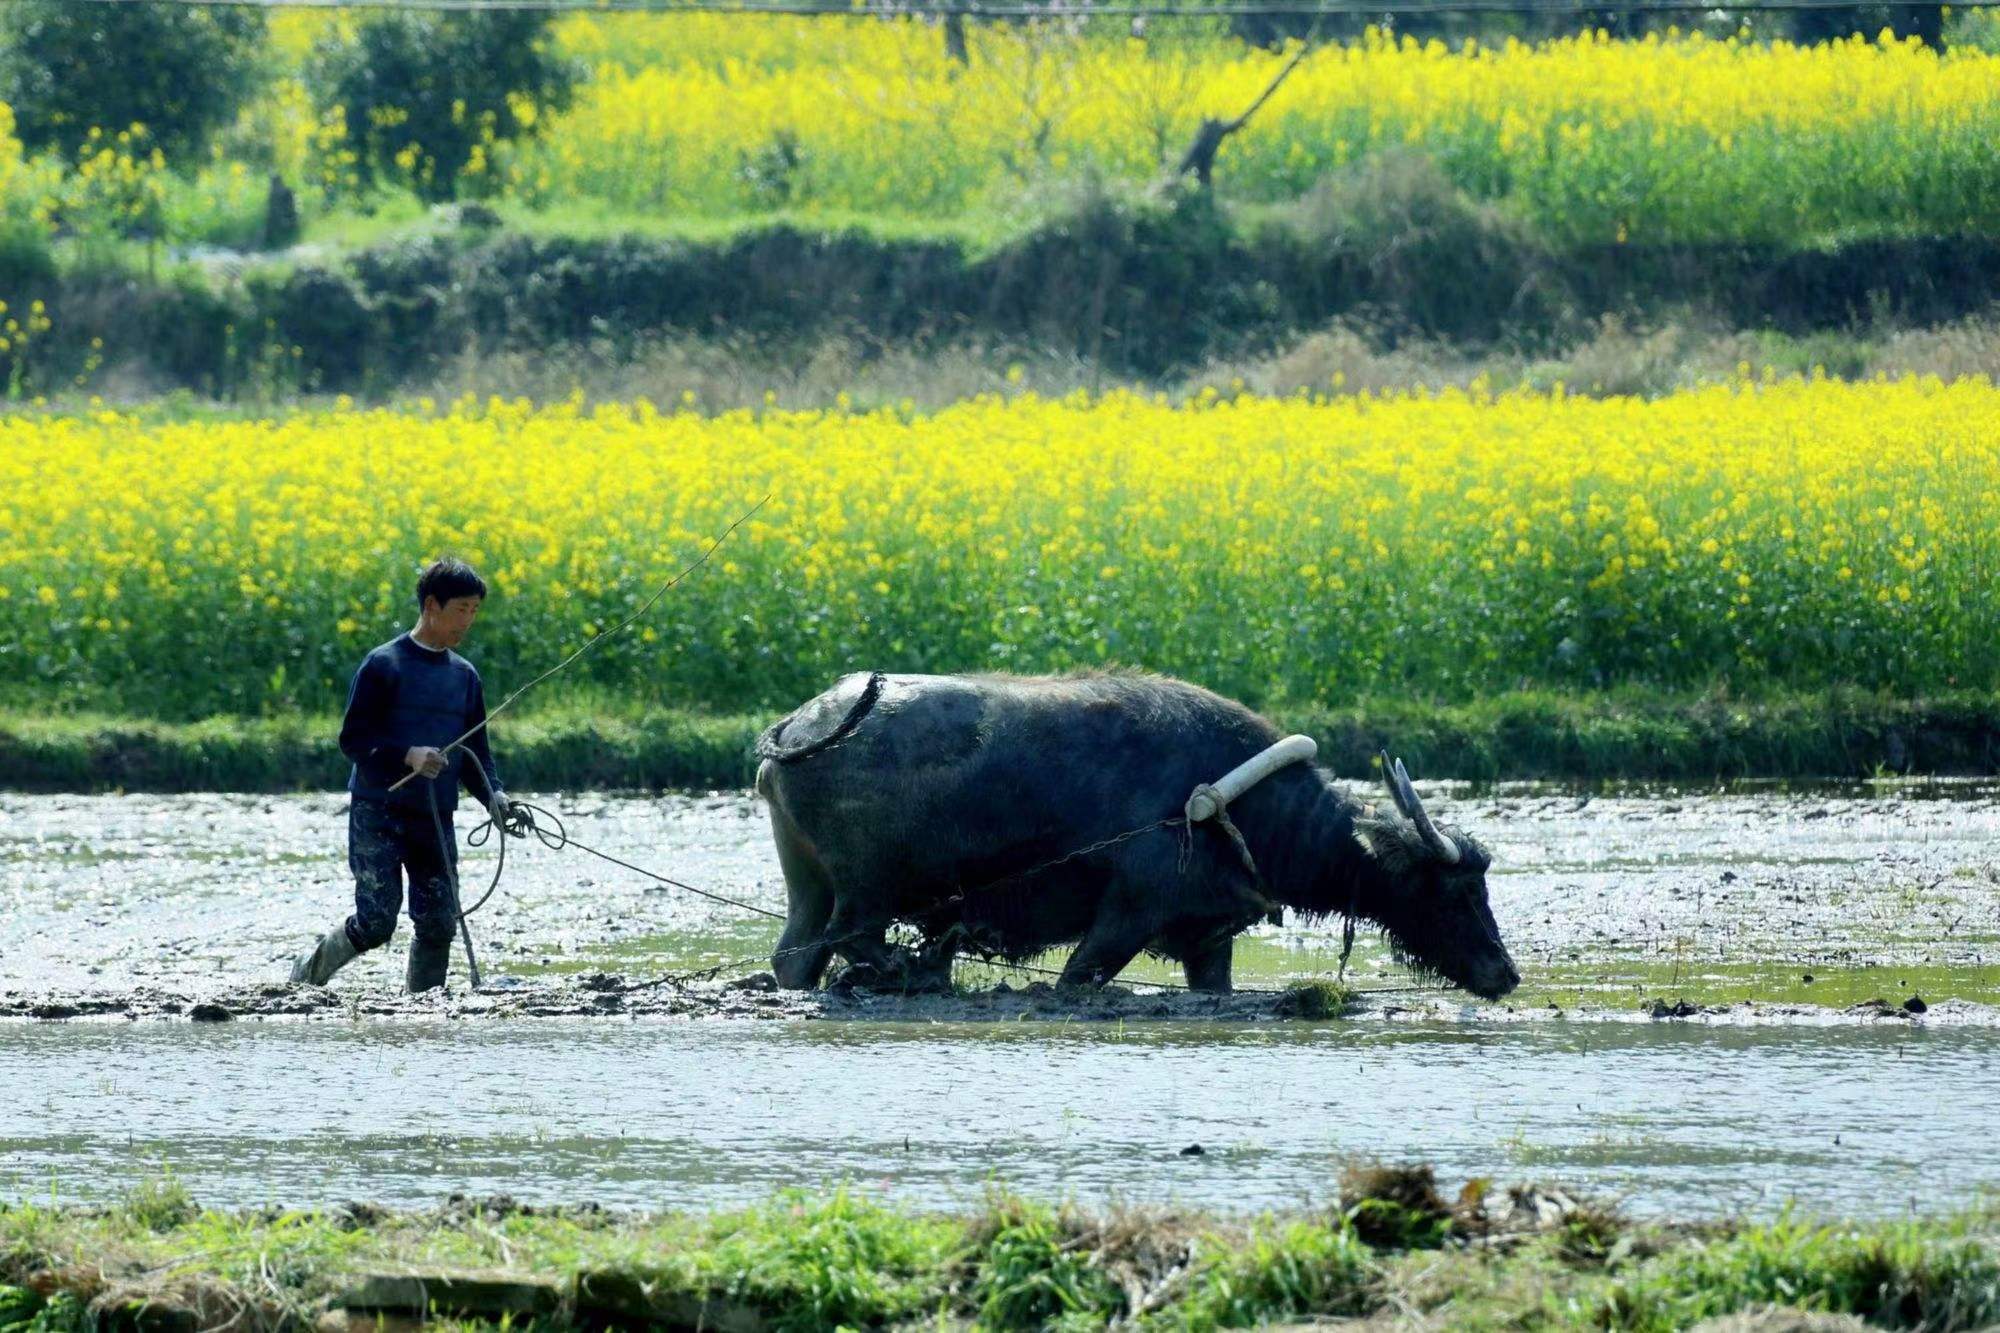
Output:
[{"xmin": 433, "ymin": 751, "xmax": 1420, "ymax": 998}]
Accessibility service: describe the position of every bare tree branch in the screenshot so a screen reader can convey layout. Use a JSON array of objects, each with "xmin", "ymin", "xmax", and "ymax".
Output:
[{"xmin": 1174, "ymin": 39, "xmax": 1311, "ymax": 186}]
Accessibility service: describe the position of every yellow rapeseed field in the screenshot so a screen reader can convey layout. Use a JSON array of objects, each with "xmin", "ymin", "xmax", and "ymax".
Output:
[
  {"xmin": 2, "ymin": 380, "xmax": 1993, "ymax": 718},
  {"xmin": 10, "ymin": 17, "xmax": 1996, "ymax": 247},
  {"xmin": 493, "ymin": 20, "xmax": 2000, "ymax": 242}
]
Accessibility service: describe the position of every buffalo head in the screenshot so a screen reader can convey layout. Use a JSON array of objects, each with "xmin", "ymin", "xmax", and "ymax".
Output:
[{"xmin": 1353, "ymin": 753, "xmax": 1519, "ymax": 1000}]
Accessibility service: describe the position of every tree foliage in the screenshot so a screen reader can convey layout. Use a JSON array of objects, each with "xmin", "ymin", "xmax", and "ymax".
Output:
[
  {"xmin": 0, "ymin": 0, "xmax": 265, "ymax": 164},
  {"xmin": 307, "ymin": 12, "xmax": 578, "ymax": 202}
]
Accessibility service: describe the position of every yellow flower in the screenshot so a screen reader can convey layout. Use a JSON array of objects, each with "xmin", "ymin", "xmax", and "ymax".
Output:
[{"xmin": 0, "ymin": 379, "xmax": 1993, "ymax": 713}]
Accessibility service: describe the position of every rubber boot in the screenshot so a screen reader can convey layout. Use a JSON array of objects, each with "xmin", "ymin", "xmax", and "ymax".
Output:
[
  {"xmin": 290, "ymin": 928, "xmax": 359, "ymax": 987},
  {"xmin": 406, "ymin": 935, "xmax": 452, "ymax": 994}
]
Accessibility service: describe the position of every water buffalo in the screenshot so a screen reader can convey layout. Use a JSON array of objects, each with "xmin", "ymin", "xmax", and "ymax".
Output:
[{"xmin": 754, "ymin": 670, "xmax": 1519, "ymax": 999}]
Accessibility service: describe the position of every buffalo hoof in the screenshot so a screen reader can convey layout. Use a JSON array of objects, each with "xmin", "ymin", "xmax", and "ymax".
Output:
[{"xmin": 827, "ymin": 960, "xmax": 953, "ymax": 997}]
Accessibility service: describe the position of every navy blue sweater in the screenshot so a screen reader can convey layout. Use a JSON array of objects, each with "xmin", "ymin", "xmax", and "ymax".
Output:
[{"xmin": 339, "ymin": 633, "xmax": 502, "ymax": 813}]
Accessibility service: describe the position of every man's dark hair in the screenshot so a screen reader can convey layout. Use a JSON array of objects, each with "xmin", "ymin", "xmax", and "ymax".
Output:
[{"xmin": 416, "ymin": 557, "xmax": 487, "ymax": 609}]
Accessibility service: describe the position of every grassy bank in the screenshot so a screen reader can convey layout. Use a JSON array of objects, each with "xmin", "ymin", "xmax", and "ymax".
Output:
[
  {"xmin": 20, "ymin": 182, "xmax": 2000, "ymax": 398},
  {"xmin": 4, "ymin": 690, "xmax": 1996, "ymax": 793},
  {"xmin": 2, "ymin": 1172, "xmax": 1996, "ymax": 1331}
]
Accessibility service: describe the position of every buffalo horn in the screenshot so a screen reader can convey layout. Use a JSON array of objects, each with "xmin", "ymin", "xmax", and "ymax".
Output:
[
  {"xmin": 1377, "ymin": 749, "xmax": 1414, "ymax": 821},
  {"xmin": 1392, "ymin": 757, "xmax": 1461, "ymax": 864}
]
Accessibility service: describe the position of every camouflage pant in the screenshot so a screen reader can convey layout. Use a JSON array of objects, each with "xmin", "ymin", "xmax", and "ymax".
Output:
[{"xmin": 343, "ymin": 797, "xmax": 459, "ymax": 951}]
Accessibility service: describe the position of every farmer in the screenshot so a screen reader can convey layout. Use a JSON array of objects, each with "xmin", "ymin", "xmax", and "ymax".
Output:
[{"xmin": 289, "ymin": 557, "xmax": 513, "ymax": 993}]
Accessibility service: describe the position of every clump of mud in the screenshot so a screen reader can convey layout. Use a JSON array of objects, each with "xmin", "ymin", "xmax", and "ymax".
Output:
[
  {"xmin": 1275, "ymin": 978, "xmax": 1359, "ymax": 1018},
  {"xmin": 1338, "ymin": 1163, "xmax": 1633, "ymax": 1262},
  {"xmin": 0, "ymin": 973, "xmax": 1320, "ymax": 1023}
]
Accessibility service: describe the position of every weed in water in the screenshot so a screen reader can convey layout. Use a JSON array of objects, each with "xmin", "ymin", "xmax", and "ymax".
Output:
[
  {"xmin": 1554, "ymin": 1201, "xmax": 1630, "ymax": 1268},
  {"xmin": 1275, "ymin": 978, "xmax": 1358, "ymax": 1019},
  {"xmin": 118, "ymin": 1168, "xmax": 196, "ymax": 1233},
  {"xmin": 1340, "ymin": 1163, "xmax": 1455, "ymax": 1250}
]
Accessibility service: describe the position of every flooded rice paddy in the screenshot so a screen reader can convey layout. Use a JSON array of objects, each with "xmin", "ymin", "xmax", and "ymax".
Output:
[
  {"xmin": 2, "ymin": 781, "xmax": 1997, "ymax": 1217},
  {"xmin": 5, "ymin": 1018, "xmax": 1997, "ymax": 1218}
]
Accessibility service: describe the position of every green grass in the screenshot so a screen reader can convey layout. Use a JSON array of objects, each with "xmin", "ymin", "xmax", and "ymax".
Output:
[
  {"xmin": 966, "ymin": 1197, "xmax": 1127, "ymax": 1328},
  {"xmin": 596, "ymin": 1191, "xmax": 961, "ymax": 1332},
  {"xmin": 296, "ymin": 197, "xmax": 1025, "ymax": 256},
  {"xmin": 2, "ymin": 1181, "xmax": 1996, "ymax": 1331},
  {"xmin": 26, "ymin": 164, "xmax": 2000, "ymax": 412},
  {"xmin": 1275, "ymin": 978, "xmax": 1361, "ymax": 1018},
  {"xmin": 0, "ymin": 703, "xmax": 764, "ymax": 793},
  {"xmin": 1520, "ymin": 958, "xmax": 2000, "ymax": 1012},
  {"xmin": 1599, "ymin": 1213, "xmax": 2000, "ymax": 1331},
  {"xmin": 4, "ymin": 687, "xmax": 1996, "ymax": 793},
  {"xmin": 468, "ymin": 919, "xmax": 2000, "ymax": 1009}
]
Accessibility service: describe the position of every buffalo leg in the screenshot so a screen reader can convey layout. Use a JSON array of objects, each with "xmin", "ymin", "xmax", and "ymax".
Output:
[
  {"xmin": 822, "ymin": 899, "xmax": 898, "ymax": 975},
  {"xmin": 910, "ymin": 934, "xmax": 959, "ymax": 990},
  {"xmin": 768, "ymin": 800, "xmax": 838, "ymax": 990},
  {"xmin": 1058, "ymin": 918, "xmax": 1149, "ymax": 988},
  {"xmin": 1181, "ymin": 934, "xmax": 1234, "ymax": 993}
]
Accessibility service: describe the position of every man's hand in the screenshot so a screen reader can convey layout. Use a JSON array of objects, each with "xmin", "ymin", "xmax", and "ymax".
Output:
[
  {"xmin": 404, "ymin": 746, "xmax": 447, "ymax": 779},
  {"xmin": 487, "ymin": 793, "xmax": 513, "ymax": 825}
]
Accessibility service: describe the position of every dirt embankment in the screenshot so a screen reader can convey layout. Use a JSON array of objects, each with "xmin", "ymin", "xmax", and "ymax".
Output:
[
  {"xmin": 26, "ymin": 178, "xmax": 2000, "ymax": 398},
  {"xmin": 2, "ymin": 1167, "xmax": 1992, "ymax": 1333},
  {"xmin": 3, "ymin": 972, "xmax": 1993, "ymax": 1026}
]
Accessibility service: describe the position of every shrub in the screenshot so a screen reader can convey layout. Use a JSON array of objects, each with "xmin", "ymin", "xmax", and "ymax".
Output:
[
  {"xmin": 680, "ymin": 1190, "xmax": 957, "ymax": 1331},
  {"xmin": 120, "ymin": 1171, "xmax": 197, "ymax": 1234},
  {"xmin": 1264, "ymin": 152, "xmax": 1562, "ymax": 346},
  {"xmin": 306, "ymin": 12, "xmax": 577, "ymax": 202},
  {"xmin": 1170, "ymin": 1220, "xmax": 1374, "ymax": 1329},
  {"xmin": 0, "ymin": 0, "xmax": 265, "ymax": 165},
  {"xmin": 968, "ymin": 1197, "xmax": 1126, "ymax": 1328},
  {"xmin": 1340, "ymin": 1163, "xmax": 1454, "ymax": 1249},
  {"xmin": 1600, "ymin": 1214, "xmax": 2000, "ymax": 1330}
]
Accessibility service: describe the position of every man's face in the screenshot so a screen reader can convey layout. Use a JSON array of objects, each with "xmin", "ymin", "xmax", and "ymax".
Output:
[{"xmin": 425, "ymin": 594, "xmax": 483, "ymax": 648}]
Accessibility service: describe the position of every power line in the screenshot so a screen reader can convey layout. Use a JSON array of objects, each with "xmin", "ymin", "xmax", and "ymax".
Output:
[{"xmin": 21, "ymin": 0, "xmax": 1984, "ymax": 14}]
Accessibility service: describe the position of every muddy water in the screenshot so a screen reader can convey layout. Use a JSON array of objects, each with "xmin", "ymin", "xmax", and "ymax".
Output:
[
  {"xmin": 3, "ymin": 784, "xmax": 1997, "ymax": 1217},
  {"xmin": 3, "ymin": 1018, "xmax": 1993, "ymax": 1218},
  {"xmin": 1, "ymin": 784, "xmax": 1996, "ymax": 1005}
]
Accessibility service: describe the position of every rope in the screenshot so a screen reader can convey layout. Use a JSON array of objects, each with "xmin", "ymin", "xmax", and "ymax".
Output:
[
  {"xmin": 625, "ymin": 938, "xmax": 1449, "ymax": 997},
  {"xmin": 530, "ymin": 815, "xmax": 1191, "ymax": 991},
  {"xmin": 337, "ymin": 500, "xmax": 1409, "ymax": 999},
  {"xmin": 425, "ymin": 778, "xmax": 483, "ymax": 989},
  {"xmin": 412, "ymin": 716, "xmax": 1403, "ymax": 1001},
  {"xmin": 457, "ymin": 761, "xmax": 784, "ymax": 920},
  {"xmin": 602, "ymin": 792, "xmax": 1403, "ymax": 995},
  {"xmin": 384, "ymin": 496, "xmax": 769, "ymax": 797}
]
